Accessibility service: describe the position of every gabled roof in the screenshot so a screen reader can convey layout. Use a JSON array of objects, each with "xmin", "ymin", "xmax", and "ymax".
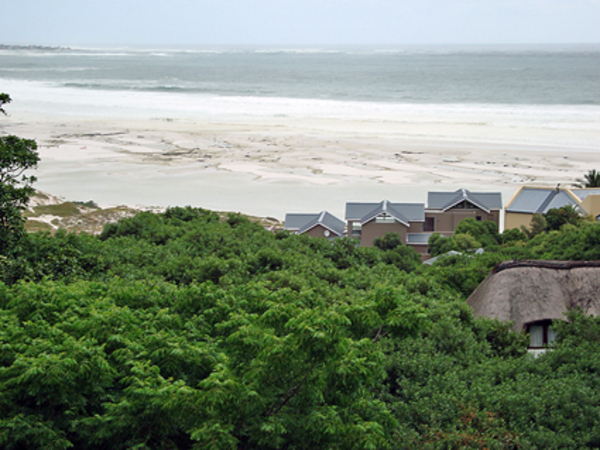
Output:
[
  {"xmin": 300, "ymin": 211, "xmax": 346, "ymax": 236},
  {"xmin": 284, "ymin": 213, "xmax": 320, "ymax": 231},
  {"xmin": 345, "ymin": 201, "xmax": 424, "ymax": 226},
  {"xmin": 506, "ymin": 187, "xmax": 580, "ymax": 214},
  {"xmin": 284, "ymin": 211, "xmax": 345, "ymax": 237},
  {"xmin": 427, "ymin": 188, "xmax": 502, "ymax": 213},
  {"xmin": 361, "ymin": 201, "xmax": 410, "ymax": 226},
  {"xmin": 345, "ymin": 203, "xmax": 380, "ymax": 220}
]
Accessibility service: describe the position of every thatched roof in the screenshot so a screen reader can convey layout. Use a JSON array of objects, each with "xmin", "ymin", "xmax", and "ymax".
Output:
[{"xmin": 467, "ymin": 260, "xmax": 600, "ymax": 331}]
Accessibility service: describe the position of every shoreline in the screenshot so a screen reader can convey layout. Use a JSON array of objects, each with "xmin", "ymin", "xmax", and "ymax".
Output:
[{"xmin": 2, "ymin": 103, "xmax": 599, "ymax": 221}]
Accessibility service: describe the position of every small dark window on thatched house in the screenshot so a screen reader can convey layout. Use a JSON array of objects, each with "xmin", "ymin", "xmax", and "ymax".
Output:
[{"xmin": 526, "ymin": 320, "xmax": 556, "ymax": 348}]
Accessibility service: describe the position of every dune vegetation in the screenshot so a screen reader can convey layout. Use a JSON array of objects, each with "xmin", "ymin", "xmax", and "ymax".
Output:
[{"xmin": 2, "ymin": 205, "xmax": 600, "ymax": 449}]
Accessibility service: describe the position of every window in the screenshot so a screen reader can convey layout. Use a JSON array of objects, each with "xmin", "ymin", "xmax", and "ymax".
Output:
[
  {"xmin": 526, "ymin": 320, "xmax": 556, "ymax": 348},
  {"xmin": 424, "ymin": 217, "xmax": 435, "ymax": 232},
  {"xmin": 453, "ymin": 200, "xmax": 477, "ymax": 210},
  {"xmin": 476, "ymin": 216, "xmax": 482, "ymax": 222},
  {"xmin": 374, "ymin": 212, "xmax": 396, "ymax": 223}
]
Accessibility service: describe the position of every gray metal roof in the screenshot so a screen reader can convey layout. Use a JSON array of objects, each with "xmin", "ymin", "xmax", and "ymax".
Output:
[
  {"xmin": 506, "ymin": 188, "xmax": 578, "ymax": 214},
  {"xmin": 428, "ymin": 189, "xmax": 502, "ymax": 212},
  {"xmin": 299, "ymin": 211, "xmax": 346, "ymax": 236},
  {"xmin": 391, "ymin": 203, "xmax": 425, "ymax": 222},
  {"xmin": 506, "ymin": 188, "xmax": 552, "ymax": 213},
  {"xmin": 345, "ymin": 201, "xmax": 424, "ymax": 224},
  {"xmin": 346, "ymin": 202, "xmax": 379, "ymax": 220},
  {"xmin": 468, "ymin": 192, "xmax": 503, "ymax": 210},
  {"xmin": 284, "ymin": 213, "xmax": 320, "ymax": 230},
  {"xmin": 544, "ymin": 191, "xmax": 578, "ymax": 213},
  {"xmin": 571, "ymin": 188, "xmax": 600, "ymax": 201},
  {"xmin": 361, "ymin": 201, "xmax": 409, "ymax": 226},
  {"xmin": 427, "ymin": 191, "xmax": 461, "ymax": 209}
]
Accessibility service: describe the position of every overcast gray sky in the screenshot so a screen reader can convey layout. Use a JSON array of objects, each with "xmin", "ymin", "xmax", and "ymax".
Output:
[{"xmin": 2, "ymin": 0, "xmax": 600, "ymax": 46}]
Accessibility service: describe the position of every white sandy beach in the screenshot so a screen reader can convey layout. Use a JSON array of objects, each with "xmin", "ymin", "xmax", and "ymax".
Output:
[{"xmin": 2, "ymin": 82, "xmax": 599, "ymax": 221}]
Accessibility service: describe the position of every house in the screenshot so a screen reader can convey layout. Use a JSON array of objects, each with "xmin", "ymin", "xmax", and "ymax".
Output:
[
  {"xmin": 283, "ymin": 188, "xmax": 502, "ymax": 257},
  {"xmin": 575, "ymin": 188, "xmax": 600, "ymax": 220},
  {"xmin": 504, "ymin": 186, "xmax": 600, "ymax": 230},
  {"xmin": 425, "ymin": 188, "xmax": 502, "ymax": 234},
  {"xmin": 345, "ymin": 200, "xmax": 427, "ymax": 251},
  {"xmin": 466, "ymin": 260, "xmax": 600, "ymax": 353},
  {"xmin": 284, "ymin": 211, "xmax": 346, "ymax": 239}
]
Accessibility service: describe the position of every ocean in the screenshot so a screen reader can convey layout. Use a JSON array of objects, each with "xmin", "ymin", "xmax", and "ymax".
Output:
[{"xmin": 2, "ymin": 44, "xmax": 600, "ymax": 112}]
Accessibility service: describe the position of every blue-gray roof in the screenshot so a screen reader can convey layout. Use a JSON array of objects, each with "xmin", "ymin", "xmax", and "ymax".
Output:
[
  {"xmin": 345, "ymin": 203, "xmax": 380, "ymax": 220},
  {"xmin": 300, "ymin": 211, "xmax": 346, "ymax": 236},
  {"xmin": 284, "ymin": 213, "xmax": 319, "ymax": 230},
  {"xmin": 428, "ymin": 189, "xmax": 502, "ymax": 212},
  {"xmin": 284, "ymin": 211, "xmax": 345, "ymax": 236},
  {"xmin": 545, "ymin": 191, "xmax": 578, "ymax": 212},
  {"xmin": 345, "ymin": 201, "xmax": 424, "ymax": 225},
  {"xmin": 506, "ymin": 188, "xmax": 578, "ymax": 214},
  {"xmin": 571, "ymin": 188, "xmax": 600, "ymax": 201}
]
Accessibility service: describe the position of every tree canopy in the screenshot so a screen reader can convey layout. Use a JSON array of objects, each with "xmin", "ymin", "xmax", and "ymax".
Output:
[
  {"xmin": 0, "ymin": 94, "xmax": 40, "ymax": 254},
  {"xmin": 1, "ymin": 204, "xmax": 600, "ymax": 448}
]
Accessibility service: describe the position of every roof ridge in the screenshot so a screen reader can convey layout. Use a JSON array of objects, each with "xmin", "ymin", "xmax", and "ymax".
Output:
[
  {"xmin": 494, "ymin": 260, "xmax": 600, "ymax": 274},
  {"xmin": 536, "ymin": 190, "xmax": 558, "ymax": 213}
]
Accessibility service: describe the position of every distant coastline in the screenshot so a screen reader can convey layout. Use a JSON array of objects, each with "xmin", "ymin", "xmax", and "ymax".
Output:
[{"xmin": 0, "ymin": 44, "xmax": 70, "ymax": 51}]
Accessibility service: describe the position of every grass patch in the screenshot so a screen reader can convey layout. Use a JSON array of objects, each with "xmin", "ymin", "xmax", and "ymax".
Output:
[
  {"xmin": 28, "ymin": 202, "xmax": 81, "ymax": 218},
  {"xmin": 25, "ymin": 220, "xmax": 54, "ymax": 233}
]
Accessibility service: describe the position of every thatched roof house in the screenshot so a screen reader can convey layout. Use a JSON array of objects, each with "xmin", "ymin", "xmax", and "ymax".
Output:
[{"xmin": 467, "ymin": 260, "xmax": 600, "ymax": 334}]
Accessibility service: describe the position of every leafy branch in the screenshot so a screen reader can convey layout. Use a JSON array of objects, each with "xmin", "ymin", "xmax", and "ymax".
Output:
[{"xmin": 266, "ymin": 359, "xmax": 317, "ymax": 417}]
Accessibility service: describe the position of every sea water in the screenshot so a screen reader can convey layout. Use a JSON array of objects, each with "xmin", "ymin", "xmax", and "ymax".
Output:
[{"xmin": 2, "ymin": 44, "xmax": 600, "ymax": 112}]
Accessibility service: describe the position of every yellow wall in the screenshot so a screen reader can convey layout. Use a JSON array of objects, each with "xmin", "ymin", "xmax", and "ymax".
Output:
[
  {"xmin": 581, "ymin": 195, "xmax": 600, "ymax": 219},
  {"xmin": 505, "ymin": 212, "xmax": 533, "ymax": 231}
]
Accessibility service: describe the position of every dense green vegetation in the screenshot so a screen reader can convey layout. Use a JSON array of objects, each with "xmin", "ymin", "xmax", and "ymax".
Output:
[
  {"xmin": 1, "ymin": 206, "xmax": 600, "ymax": 449},
  {"xmin": 3, "ymin": 94, "xmax": 600, "ymax": 448}
]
